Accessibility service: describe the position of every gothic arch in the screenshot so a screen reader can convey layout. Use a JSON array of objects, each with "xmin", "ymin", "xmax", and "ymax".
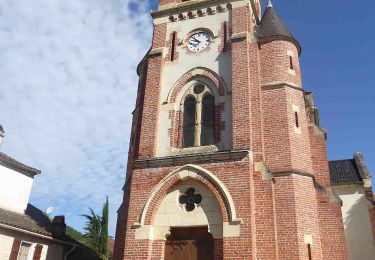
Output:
[
  {"xmin": 167, "ymin": 67, "xmax": 227, "ymax": 103},
  {"xmin": 137, "ymin": 164, "xmax": 241, "ymax": 227}
]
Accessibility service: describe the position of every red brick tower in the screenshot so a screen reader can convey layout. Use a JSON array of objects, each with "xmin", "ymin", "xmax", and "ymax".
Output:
[{"xmin": 113, "ymin": 0, "xmax": 348, "ymax": 259}]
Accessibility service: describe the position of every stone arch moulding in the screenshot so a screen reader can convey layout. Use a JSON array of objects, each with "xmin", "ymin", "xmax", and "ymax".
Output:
[
  {"xmin": 167, "ymin": 67, "xmax": 227, "ymax": 104},
  {"xmin": 133, "ymin": 164, "xmax": 242, "ymax": 229}
]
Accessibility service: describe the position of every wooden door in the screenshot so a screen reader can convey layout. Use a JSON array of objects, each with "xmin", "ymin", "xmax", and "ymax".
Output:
[{"xmin": 165, "ymin": 227, "xmax": 213, "ymax": 260}]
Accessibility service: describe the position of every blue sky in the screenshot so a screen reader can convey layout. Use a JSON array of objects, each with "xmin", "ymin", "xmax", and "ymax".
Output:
[{"xmin": 0, "ymin": 0, "xmax": 373, "ymax": 237}]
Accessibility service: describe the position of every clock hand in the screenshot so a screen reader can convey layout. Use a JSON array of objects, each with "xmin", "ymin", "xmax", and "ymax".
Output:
[
  {"xmin": 189, "ymin": 41, "xmax": 199, "ymax": 47},
  {"xmin": 192, "ymin": 36, "xmax": 201, "ymax": 43}
]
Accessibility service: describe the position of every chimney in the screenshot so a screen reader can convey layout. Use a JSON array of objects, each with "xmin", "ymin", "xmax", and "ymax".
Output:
[
  {"xmin": 52, "ymin": 216, "xmax": 66, "ymax": 235},
  {"xmin": 0, "ymin": 125, "xmax": 4, "ymax": 147}
]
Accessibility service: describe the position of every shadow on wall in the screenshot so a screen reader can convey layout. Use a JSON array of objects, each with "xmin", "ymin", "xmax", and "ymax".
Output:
[
  {"xmin": 344, "ymin": 192, "xmax": 375, "ymax": 260},
  {"xmin": 64, "ymin": 242, "xmax": 101, "ymax": 260}
]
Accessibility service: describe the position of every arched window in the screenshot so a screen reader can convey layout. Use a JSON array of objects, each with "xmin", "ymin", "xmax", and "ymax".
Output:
[
  {"xmin": 182, "ymin": 83, "xmax": 215, "ymax": 148},
  {"xmin": 201, "ymin": 95, "xmax": 215, "ymax": 146},
  {"xmin": 183, "ymin": 96, "xmax": 197, "ymax": 148}
]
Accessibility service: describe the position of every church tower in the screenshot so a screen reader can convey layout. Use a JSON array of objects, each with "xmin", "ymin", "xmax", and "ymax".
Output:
[{"xmin": 113, "ymin": 1, "xmax": 348, "ymax": 259}]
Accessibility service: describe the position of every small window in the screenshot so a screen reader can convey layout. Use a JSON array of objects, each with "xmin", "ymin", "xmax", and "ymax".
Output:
[
  {"xmin": 307, "ymin": 244, "xmax": 312, "ymax": 260},
  {"xmin": 295, "ymin": 111, "xmax": 299, "ymax": 128},
  {"xmin": 18, "ymin": 242, "xmax": 32, "ymax": 260},
  {"xmin": 289, "ymin": 56, "xmax": 294, "ymax": 70},
  {"xmin": 171, "ymin": 31, "xmax": 176, "ymax": 62},
  {"xmin": 183, "ymin": 96, "xmax": 197, "ymax": 147}
]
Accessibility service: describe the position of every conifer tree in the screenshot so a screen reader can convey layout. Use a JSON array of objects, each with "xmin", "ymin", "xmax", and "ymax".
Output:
[{"xmin": 99, "ymin": 197, "xmax": 109, "ymax": 260}]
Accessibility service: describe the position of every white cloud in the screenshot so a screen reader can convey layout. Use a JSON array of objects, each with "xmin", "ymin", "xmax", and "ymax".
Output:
[{"xmin": 0, "ymin": 0, "xmax": 153, "ymax": 235}]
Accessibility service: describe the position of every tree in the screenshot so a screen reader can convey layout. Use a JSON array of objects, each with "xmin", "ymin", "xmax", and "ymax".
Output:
[
  {"xmin": 99, "ymin": 197, "xmax": 109, "ymax": 259},
  {"xmin": 82, "ymin": 197, "xmax": 109, "ymax": 260}
]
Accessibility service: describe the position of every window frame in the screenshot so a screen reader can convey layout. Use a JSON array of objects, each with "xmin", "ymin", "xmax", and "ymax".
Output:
[
  {"xmin": 17, "ymin": 241, "xmax": 35, "ymax": 260},
  {"xmin": 181, "ymin": 82, "xmax": 216, "ymax": 148},
  {"xmin": 183, "ymin": 95, "xmax": 197, "ymax": 148}
]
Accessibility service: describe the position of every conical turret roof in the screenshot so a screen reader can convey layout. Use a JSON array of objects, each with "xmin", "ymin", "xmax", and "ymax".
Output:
[{"xmin": 257, "ymin": 2, "xmax": 301, "ymax": 54}]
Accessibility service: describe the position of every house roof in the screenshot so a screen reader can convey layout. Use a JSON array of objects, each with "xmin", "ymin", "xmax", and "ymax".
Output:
[
  {"xmin": 329, "ymin": 159, "xmax": 363, "ymax": 185},
  {"xmin": 0, "ymin": 152, "xmax": 41, "ymax": 177},
  {"xmin": 257, "ymin": 3, "xmax": 301, "ymax": 54},
  {"xmin": 0, "ymin": 204, "xmax": 73, "ymax": 243}
]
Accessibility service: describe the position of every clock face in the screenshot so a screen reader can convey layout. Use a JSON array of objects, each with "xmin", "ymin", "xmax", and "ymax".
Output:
[{"xmin": 187, "ymin": 32, "xmax": 210, "ymax": 53}]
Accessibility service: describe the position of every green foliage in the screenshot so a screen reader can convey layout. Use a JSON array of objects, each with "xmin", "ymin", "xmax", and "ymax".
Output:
[
  {"xmin": 82, "ymin": 208, "xmax": 102, "ymax": 252},
  {"xmin": 81, "ymin": 197, "xmax": 109, "ymax": 260},
  {"xmin": 66, "ymin": 226, "xmax": 85, "ymax": 242},
  {"xmin": 99, "ymin": 197, "xmax": 109, "ymax": 259}
]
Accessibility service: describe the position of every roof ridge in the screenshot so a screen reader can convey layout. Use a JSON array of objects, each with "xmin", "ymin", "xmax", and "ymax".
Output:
[
  {"xmin": 0, "ymin": 152, "xmax": 41, "ymax": 177},
  {"xmin": 329, "ymin": 159, "xmax": 354, "ymax": 162}
]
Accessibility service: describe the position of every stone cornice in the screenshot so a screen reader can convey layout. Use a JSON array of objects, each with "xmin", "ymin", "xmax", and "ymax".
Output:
[
  {"xmin": 152, "ymin": 0, "xmax": 244, "ymax": 18},
  {"xmin": 272, "ymin": 170, "xmax": 315, "ymax": 181},
  {"xmin": 133, "ymin": 149, "xmax": 249, "ymax": 169},
  {"xmin": 261, "ymin": 81, "xmax": 302, "ymax": 92},
  {"xmin": 331, "ymin": 183, "xmax": 364, "ymax": 188}
]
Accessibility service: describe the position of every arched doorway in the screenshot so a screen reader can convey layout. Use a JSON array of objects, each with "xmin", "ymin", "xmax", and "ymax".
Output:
[{"xmin": 165, "ymin": 227, "xmax": 214, "ymax": 260}]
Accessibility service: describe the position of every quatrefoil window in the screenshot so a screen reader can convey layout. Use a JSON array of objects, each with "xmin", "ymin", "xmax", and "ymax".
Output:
[{"xmin": 179, "ymin": 188, "xmax": 202, "ymax": 212}]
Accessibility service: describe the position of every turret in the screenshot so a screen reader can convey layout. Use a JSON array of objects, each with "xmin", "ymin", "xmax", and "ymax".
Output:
[
  {"xmin": 259, "ymin": 1, "xmax": 312, "ymax": 174},
  {"xmin": 257, "ymin": 0, "xmax": 302, "ymax": 87}
]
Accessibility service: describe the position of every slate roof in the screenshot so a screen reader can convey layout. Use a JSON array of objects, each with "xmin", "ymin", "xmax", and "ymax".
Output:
[
  {"xmin": 0, "ymin": 204, "xmax": 73, "ymax": 243},
  {"xmin": 0, "ymin": 152, "xmax": 41, "ymax": 177},
  {"xmin": 329, "ymin": 159, "xmax": 363, "ymax": 185},
  {"xmin": 257, "ymin": 4, "xmax": 301, "ymax": 54}
]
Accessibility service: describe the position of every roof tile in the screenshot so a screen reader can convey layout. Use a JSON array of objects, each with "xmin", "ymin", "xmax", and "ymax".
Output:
[{"xmin": 329, "ymin": 159, "xmax": 363, "ymax": 185}]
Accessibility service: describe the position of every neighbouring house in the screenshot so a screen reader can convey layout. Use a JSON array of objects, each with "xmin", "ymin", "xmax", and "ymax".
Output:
[
  {"xmin": 329, "ymin": 153, "xmax": 375, "ymax": 260},
  {"xmin": 0, "ymin": 126, "xmax": 77, "ymax": 260}
]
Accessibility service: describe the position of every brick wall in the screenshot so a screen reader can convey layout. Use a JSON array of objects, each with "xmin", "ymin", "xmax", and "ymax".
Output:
[
  {"xmin": 262, "ymin": 86, "xmax": 312, "ymax": 174},
  {"xmin": 137, "ymin": 23, "xmax": 167, "ymax": 159},
  {"xmin": 260, "ymin": 40, "xmax": 302, "ymax": 86},
  {"xmin": 231, "ymin": 6, "xmax": 252, "ymax": 149},
  {"xmin": 115, "ymin": 159, "xmax": 254, "ymax": 259},
  {"xmin": 251, "ymin": 172, "xmax": 277, "ymax": 259},
  {"xmin": 309, "ymin": 125, "xmax": 348, "ymax": 260}
]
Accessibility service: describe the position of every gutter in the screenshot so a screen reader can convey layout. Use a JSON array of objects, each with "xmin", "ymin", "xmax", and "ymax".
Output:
[
  {"xmin": 0, "ymin": 223, "xmax": 76, "ymax": 246},
  {"xmin": 64, "ymin": 245, "xmax": 77, "ymax": 260}
]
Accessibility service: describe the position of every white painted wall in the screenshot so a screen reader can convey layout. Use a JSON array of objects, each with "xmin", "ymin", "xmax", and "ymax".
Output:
[
  {"xmin": 0, "ymin": 165, "xmax": 33, "ymax": 214},
  {"xmin": 0, "ymin": 227, "xmax": 65, "ymax": 260},
  {"xmin": 333, "ymin": 185, "xmax": 375, "ymax": 260}
]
